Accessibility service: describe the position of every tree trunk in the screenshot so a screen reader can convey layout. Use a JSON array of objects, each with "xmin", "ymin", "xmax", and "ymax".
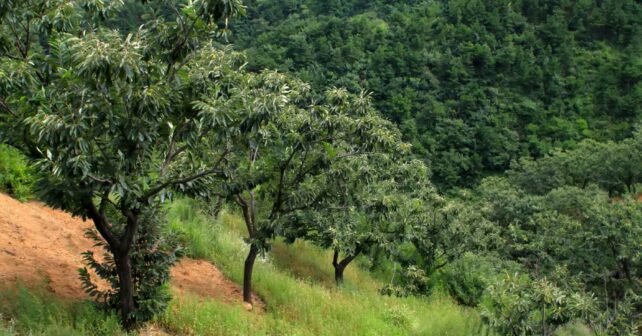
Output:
[
  {"xmin": 114, "ymin": 250, "xmax": 136, "ymax": 330},
  {"xmin": 332, "ymin": 248, "xmax": 361, "ymax": 287},
  {"xmin": 243, "ymin": 244, "xmax": 259, "ymax": 304},
  {"xmin": 334, "ymin": 263, "xmax": 347, "ymax": 285}
]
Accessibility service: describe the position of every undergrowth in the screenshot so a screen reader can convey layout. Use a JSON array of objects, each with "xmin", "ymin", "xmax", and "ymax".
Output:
[{"xmin": 0, "ymin": 144, "xmax": 34, "ymax": 201}]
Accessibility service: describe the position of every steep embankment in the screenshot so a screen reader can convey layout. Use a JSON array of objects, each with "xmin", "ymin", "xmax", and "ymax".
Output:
[{"xmin": 0, "ymin": 192, "xmax": 258, "ymax": 306}]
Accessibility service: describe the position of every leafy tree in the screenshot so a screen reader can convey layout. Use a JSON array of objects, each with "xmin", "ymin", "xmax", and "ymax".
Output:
[
  {"xmin": 481, "ymin": 271, "xmax": 596, "ymax": 336},
  {"xmin": 294, "ymin": 156, "xmax": 440, "ymax": 286},
  {"xmin": 213, "ymin": 87, "xmax": 406, "ymax": 305},
  {"xmin": 0, "ymin": 0, "xmax": 247, "ymax": 328},
  {"xmin": 464, "ymin": 177, "xmax": 642, "ymax": 330},
  {"xmin": 509, "ymin": 129, "xmax": 642, "ymax": 196}
]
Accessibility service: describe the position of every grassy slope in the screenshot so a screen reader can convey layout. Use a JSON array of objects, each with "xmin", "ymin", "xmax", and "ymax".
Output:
[
  {"xmin": 0, "ymin": 198, "xmax": 484, "ymax": 335},
  {"xmin": 162, "ymin": 199, "xmax": 486, "ymax": 336},
  {"xmin": 0, "ymin": 288, "xmax": 123, "ymax": 336}
]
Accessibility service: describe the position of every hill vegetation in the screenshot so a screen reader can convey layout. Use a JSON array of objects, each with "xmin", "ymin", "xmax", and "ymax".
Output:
[
  {"xmin": 1, "ymin": 0, "xmax": 641, "ymax": 335},
  {"xmin": 232, "ymin": 0, "xmax": 642, "ymax": 188}
]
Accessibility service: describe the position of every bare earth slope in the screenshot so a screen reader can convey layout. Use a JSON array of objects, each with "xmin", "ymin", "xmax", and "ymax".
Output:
[{"xmin": 0, "ymin": 192, "xmax": 258, "ymax": 307}]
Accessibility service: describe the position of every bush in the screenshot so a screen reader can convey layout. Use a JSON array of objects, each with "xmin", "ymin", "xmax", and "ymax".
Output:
[
  {"xmin": 79, "ymin": 207, "xmax": 184, "ymax": 325},
  {"xmin": 480, "ymin": 273, "xmax": 596, "ymax": 336},
  {"xmin": 380, "ymin": 265, "xmax": 432, "ymax": 297},
  {"xmin": 0, "ymin": 144, "xmax": 34, "ymax": 200},
  {"xmin": 440, "ymin": 253, "xmax": 522, "ymax": 307}
]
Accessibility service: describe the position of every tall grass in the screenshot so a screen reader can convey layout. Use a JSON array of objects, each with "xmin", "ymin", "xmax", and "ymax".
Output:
[
  {"xmin": 0, "ymin": 287, "xmax": 123, "ymax": 336},
  {"xmin": 163, "ymin": 198, "xmax": 485, "ymax": 335}
]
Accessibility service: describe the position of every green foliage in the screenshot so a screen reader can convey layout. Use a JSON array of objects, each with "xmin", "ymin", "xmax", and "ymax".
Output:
[
  {"xmin": 0, "ymin": 287, "xmax": 123, "ymax": 336},
  {"xmin": 508, "ymin": 130, "xmax": 642, "ymax": 195},
  {"xmin": 79, "ymin": 207, "xmax": 183, "ymax": 324},
  {"xmin": 456, "ymin": 136, "xmax": 642, "ymax": 332},
  {"xmin": 0, "ymin": 144, "xmax": 34, "ymax": 200},
  {"xmin": 231, "ymin": 0, "xmax": 642, "ymax": 188},
  {"xmin": 481, "ymin": 273, "xmax": 596, "ymax": 336},
  {"xmin": 440, "ymin": 253, "xmax": 523, "ymax": 307}
]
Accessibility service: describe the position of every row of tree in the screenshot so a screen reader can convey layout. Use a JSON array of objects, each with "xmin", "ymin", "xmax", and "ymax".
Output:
[
  {"xmin": 0, "ymin": 0, "xmax": 437, "ymax": 329},
  {"xmin": 3, "ymin": 0, "xmax": 642, "ymax": 334}
]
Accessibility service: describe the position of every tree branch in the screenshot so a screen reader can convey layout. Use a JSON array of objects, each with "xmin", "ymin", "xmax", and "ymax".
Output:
[
  {"xmin": 7, "ymin": 18, "xmax": 27, "ymax": 58},
  {"xmin": 140, "ymin": 148, "xmax": 230, "ymax": 202},
  {"xmin": 88, "ymin": 174, "xmax": 112, "ymax": 185},
  {"xmin": 161, "ymin": 121, "xmax": 188, "ymax": 174},
  {"xmin": 0, "ymin": 96, "xmax": 17, "ymax": 117},
  {"xmin": 83, "ymin": 196, "xmax": 120, "ymax": 249}
]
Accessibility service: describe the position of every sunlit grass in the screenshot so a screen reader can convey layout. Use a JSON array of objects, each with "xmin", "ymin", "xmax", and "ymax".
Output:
[
  {"xmin": 0, "ymin": 287, "xmax": 123, "ymax": 336},
  {"xmin": 163, "ymin": 198, "xmax": 485, "ymax": 335}
]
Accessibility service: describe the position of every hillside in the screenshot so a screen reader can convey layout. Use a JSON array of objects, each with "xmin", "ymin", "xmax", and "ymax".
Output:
[
  {"xmin": 0, "ymin": 192, "xmax": 260, "ymax": 306},
  {"xmin": 0, "ymin": 194, "xmax": 484, "ymax": 335},
  {"xmin": 2, "ymin": 1, "xmax": 640, "ymax": 334},
  {"xmin": 230, "ymin": 0, "xmax": 642, "ymax": 188}
]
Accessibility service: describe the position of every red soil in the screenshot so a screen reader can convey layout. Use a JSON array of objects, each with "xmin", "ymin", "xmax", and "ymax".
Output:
[{"xmin": 0, "ymin": 192, "xmax": 262, "ymax": 309}]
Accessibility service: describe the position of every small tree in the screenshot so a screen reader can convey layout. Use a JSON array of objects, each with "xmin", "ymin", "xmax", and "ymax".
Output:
[
  {"xmin": 296, "ymin": 156, "xmax": 441, "ymax": 287},
  {"xmin": 211, "ymin": 88, "xmax": 406, "ymax": 305},
  {"xmin": 79, "ymin": 207, "xmax": 184, "ymax": 323}
]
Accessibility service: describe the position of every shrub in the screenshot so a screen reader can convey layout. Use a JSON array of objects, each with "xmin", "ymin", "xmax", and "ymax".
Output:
[
  {"xmin": 79, "ymin": 207, "xmax": 184, "ymax": 325},
  {"xmin": 381, "ymin": 304, "xmax": 413, "ymax": 328},
  {"xmin": 0, "ymin": 144, "xmax": 34, "ymax": 200},
  {"xmin": 480, "ymin": 273, "xmax": 596, "ymax": 336},
  {"xmin": 380, "ymin": 265, "xmax": 432, "ymax": 297},
  {"xmin": 440, "ymin": 253, "xmax": 522, "ymax": 307}
]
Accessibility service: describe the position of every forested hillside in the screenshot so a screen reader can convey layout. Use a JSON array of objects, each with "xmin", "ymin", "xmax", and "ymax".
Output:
[
  {"xmin": 2, "ymin": 0, "xmax": 642, "ymax": 335},
  {"xmin": 231, "ymin": 0, "xmax": 642, "ymax": 187}
]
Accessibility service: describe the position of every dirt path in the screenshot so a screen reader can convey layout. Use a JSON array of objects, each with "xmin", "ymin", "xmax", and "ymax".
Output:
[{"xmin": 0, "ymin": 193, "xmax": 262, "ymax": 309}]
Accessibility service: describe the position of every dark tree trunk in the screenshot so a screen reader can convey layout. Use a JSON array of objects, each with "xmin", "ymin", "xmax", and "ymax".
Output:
[
  {"xmin": 83, "ymin": 197, "xmax": 139, "ymax": 330},
  {"xmin": 210, "ymin": 197, "xmax": 224, "ymax": 217},
  {"xmin": 114, "ymin": 250, "xmax": 136, "ymax": 330},
  {"xmin": 243, "ymin": 244, "xmax": 259, "ymax": 304},
  {"xmin": 334, "ymin": 262, "xmax": 347, "ymax": 285},
  {"xmin": 332, "ymin": 248, "xmax": 361, "ymax": 287}
]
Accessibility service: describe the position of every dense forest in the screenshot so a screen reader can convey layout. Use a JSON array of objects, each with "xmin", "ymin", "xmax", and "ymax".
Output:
[
  {"xmin": 232, "ymin": 0, "xmax": 642, "ymax": 188},
  {"xmin": 1, "ymin": 0, "xmax": 642, "ymax": 335}
]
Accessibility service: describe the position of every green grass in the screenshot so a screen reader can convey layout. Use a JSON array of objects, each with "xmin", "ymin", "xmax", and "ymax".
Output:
[
  {"xmin": 0, "ymin": 144, "xmax": 35, "ymax": 201},
  {"xmin": 0, "ymin": 287, "xmax": 123, "ymax": 336},
  {"xmin": 164, "ymin": 198, "xmax": 486, "ymax": 336}
]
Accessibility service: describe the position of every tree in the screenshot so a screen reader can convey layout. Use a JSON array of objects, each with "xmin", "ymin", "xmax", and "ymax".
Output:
[
  {"xmin": 0, "ymin": 0, "xmax": 247, "ymax": 328},
  {"xmin": 213, "ymin": 88, "xmax": 406, "ymax": 305},
  {"xmin": 292, "ymin": 154, "xmax": 395, "ymax": 286},
  {"xmin": 299, "ymin": 156, "xmax": 443, "ymax": 287},
  {"xmin": 465, "ymin": 176, "xmax": 642, "ymax": 331}
]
